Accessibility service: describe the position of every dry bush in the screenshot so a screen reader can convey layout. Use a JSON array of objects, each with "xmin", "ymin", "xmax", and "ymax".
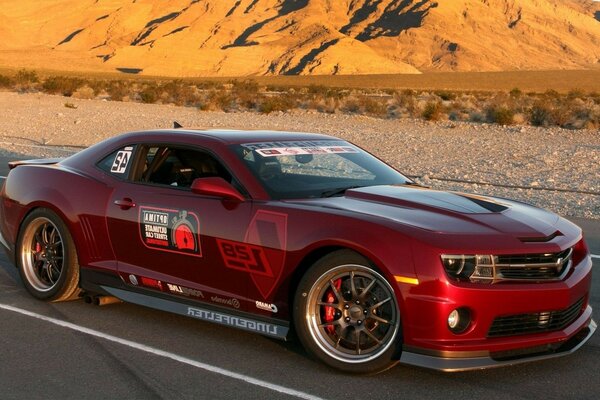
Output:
[
  {"xmin": 42, "ymin": 76, "xmax": 85, "ymax": 96},
  {"xmin": 422, "ymin": 101, "xmax": 443, "ymax": 121},
  {"xmin": 434, "ymin": 90, "xmax": 456, "ymax": 101},
  {"xmin": 358, "ymin": 96, "xmax": 388, "ymax": 117},
  {"xmin": 139, "ymin": 83, "xmax": 161, "ymax": 104},
  {"xmin": 0, "ymin": 74, "xmax": 12, "ymax": 88},
  {"xmin": 106, "ymin": 81, "xmax": 131, "ymax": 101},
  {"xmin": 72, "ymin": 85, "xmax": 95, "ymax": 99},
  {"xmin": 486, "ymin": 105, "xmax": 514, "ymax": 125},
  {"xmin": 529, "ymin": 100, "xmax": 554, "ymax": 126},
  {"xmin": 14, "ymin": 69, "xmax": 39, "ymax": 91},
  {"xmin": 340, "ymin": 96, "xmax": 361, "ymax": 113},
  {"xmin": 258, "ymin": 95, "xmax": 295, "ymax": 114}
]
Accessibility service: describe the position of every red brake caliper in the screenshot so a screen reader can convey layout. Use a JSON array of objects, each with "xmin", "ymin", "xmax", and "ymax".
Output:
[{"xmin": 324, "ymin": 278, "xmax": 342, "ymax": 334}]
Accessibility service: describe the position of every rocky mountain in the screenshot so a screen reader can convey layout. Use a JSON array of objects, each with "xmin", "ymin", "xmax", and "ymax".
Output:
[{"xmin": 0, "ymin": 0, "xmax": 599, "ymax": 76}]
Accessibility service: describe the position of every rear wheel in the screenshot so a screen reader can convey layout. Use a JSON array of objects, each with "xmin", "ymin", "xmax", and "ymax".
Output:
[
  {"xmin": 294, "ymin": 250, "xmax": 402, "ymax": 373},
  {"xmin": 17, "ymin": 209, "xmax": 80, "ymax": 301}
]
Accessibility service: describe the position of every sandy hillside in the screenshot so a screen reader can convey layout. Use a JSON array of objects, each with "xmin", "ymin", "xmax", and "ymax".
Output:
[{"xmin": 0, "ymin": 0, "xmax": 599, "ymax": 76}]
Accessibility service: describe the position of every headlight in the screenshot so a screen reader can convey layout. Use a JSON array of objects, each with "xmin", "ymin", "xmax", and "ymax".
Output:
[{"xmin": 441, "ymin": 254, "xmax": 495, "ymax": 282}]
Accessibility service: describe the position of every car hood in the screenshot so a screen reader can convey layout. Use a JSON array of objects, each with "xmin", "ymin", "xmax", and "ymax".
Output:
[{"xmin": 287, "ymin": 185, "xmax": 562, "ymax": 239}]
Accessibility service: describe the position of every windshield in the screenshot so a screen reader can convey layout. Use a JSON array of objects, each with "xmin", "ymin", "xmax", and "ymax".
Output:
[{"xmin": 231, "ymin": 140, "xmax": 411, "ymax": 199}]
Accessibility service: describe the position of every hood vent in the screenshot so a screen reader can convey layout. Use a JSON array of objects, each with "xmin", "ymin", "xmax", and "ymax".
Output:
[{"xmin": 518, "ymin": 231, "xmax": 562, "ymax": 243}]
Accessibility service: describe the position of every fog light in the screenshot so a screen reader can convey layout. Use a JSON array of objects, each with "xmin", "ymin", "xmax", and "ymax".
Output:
[
  {"xmin": 448, "ymin": 309, "xmax": 460, "ymax": 329},
  {"xmin": 447, "ymin": 307, "xmax": 471, "ymax": 334}
]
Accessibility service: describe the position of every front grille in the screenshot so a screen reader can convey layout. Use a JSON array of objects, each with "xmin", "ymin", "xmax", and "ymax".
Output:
[
  {"xmin": 488, "ymin": 297, "xmax": 585, "ymax": 337},
  {"xmin": 496, "ymin": 248, "xmax": 572, "ymax": 280}
]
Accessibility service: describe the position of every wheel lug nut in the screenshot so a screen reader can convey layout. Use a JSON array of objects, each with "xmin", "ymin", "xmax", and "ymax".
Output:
[
  {"xmin": 345, "ymin": 317, "xmax": 350, "ymax": 322},
  {"xmin": 363, "ymin": 309, "xmax": 368, "ymax": 314},
  {"xmin": 344, "ymin": 304, "xmax": 349, "ymax": 309},
  {"xmin": 357, "ymin": 320, "xmax": 362, "ymax": 325},
  {"xmin": 355, "ymin": 300, "xmax": 360, "ymax": 305}
]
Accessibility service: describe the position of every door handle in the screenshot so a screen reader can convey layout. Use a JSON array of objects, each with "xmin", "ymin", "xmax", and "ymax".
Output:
[{"xmin": 114, "ymin": 198, "xmax": 136, "ymax": 210}]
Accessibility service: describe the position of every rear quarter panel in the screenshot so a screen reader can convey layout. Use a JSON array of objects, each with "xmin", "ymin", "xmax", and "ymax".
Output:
[{"xmin": 1, "ymin": 164, "xmax": 115, "ymax": 269}]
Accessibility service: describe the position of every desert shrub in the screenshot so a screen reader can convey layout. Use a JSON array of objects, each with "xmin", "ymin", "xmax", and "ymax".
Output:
[
  {"xmin": 14, "ymin": 69, "xmax": 39, "ymax": 91},
  {"xmin": 0, "ymin": 74, "xmax": 12, "ymax": 88},
  {"xmin": 258, "ymin": 95, "xmax": 295, "ymax": 114},
  {"xmin": 509, "ymin": 88, "xmax": 522, "ymax": 98},
  {"xmin": 340, "ymin": 97, "xmax": 361, "ymax": 113},
  {"xmin": 358, "ymin": 96, "xmax": 388, "ymax": 117},
  {"xmin": 15, "ymin": 69, "xmax": 38, "ymax": 85},
  {"xmin": 422, "ymin": 101, "xmax": 443, "ymax": 121},
  {"xmin": 529, "ymin": 101, "xmax": 554, "ymax": 126},
  {"xmin": 42, "ymin": 76, "xmax": 84, "ymax": 96},
  {"xmin": 469, "ymin": 112, "xmax": 486, "ymax": 123},
  {"xmin": 72, "ymin": 85, "xmax": 95, "ymax": 99},
  {"xmin": 139, "ymin": 84, "xmax": 160, "ymax": 104},
  {"xmin": 159, "ymin": 80, "xmax": 200, "ymax": 106},
  {"xmin": 567, "ymin": 88, "xmax": 585, "ymax": 100},
  {"xmin": 106, "ymin": 81, "xmax": 131, "ymax": 101},
  {"xmin": 204, "ymin": 89, "xmax": 235, "ymax": 111},
  {"xmin": 486, "ymin": 105, "xmax": 514, "ymax": 125},
  {"xmin": 435, "ymin": 90, "xmax": 456, "ymax": 101}
]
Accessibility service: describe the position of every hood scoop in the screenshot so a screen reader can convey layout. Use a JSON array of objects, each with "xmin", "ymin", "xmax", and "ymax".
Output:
[{"xmin": 345, "ymin": 185, "xmax": 509, "ymax": 214}]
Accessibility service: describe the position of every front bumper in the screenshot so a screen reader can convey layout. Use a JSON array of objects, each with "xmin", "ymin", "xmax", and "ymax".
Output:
[{"xmin": 400, "ymin": 314, "xmax": 596, "ymax": 371}]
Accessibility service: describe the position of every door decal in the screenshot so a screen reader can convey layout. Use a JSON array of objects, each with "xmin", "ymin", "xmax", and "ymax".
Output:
[
  {"xmin": 243, "ymin": 210, "xmax": 288, "ymax": 299},
  {"xmin": 139, "ymin": 206, "xmax": 202, "ymax": 257}
]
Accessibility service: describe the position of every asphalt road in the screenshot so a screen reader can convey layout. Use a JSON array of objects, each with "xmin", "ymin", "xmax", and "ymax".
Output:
[{"xmin": 0, "ymin": 154, "xmax": 599, "ymax": 400}]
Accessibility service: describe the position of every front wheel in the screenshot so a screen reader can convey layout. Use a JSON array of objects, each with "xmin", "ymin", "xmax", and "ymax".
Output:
[
  {"xmin": 293, "ymin": 250, "xmax": 402, "ymax": 374},
  {"xmin": 17, "ymin": 208, "xmax": 80, "ymax": 301}
]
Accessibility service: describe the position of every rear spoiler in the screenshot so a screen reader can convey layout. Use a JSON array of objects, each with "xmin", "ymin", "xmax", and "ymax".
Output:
[{"xmin": 8, "ymin": 158, "xmax": 64, "ymax": 170}]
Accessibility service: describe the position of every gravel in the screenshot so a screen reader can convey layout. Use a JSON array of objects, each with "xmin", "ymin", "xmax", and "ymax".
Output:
[{"xmin": 1, "ymin": 91, "xmax": 598, "ymax": 219}]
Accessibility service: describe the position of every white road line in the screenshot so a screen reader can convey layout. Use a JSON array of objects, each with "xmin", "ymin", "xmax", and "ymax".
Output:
[
  {"xmin": 592, "ymin": 254, "xmax": 600, "ymax": 259},
  {"xmin": 0, "ymin": 303, "xmax": 325, "ymax": 400}
]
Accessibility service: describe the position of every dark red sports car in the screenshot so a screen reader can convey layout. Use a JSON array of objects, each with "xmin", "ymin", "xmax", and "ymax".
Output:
[{"xmin": 0, "ymin": 129, "xmax": 595, "ymax": 373}]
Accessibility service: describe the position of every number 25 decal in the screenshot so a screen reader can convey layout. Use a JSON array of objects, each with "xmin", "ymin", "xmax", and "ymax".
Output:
[
  {"xmin": 217, "ymin": 239, "xmax": 274, "ymax": 278},
  {"xmin": 111, "ymin": 150, "xmax": 132, "ymax": 174}
]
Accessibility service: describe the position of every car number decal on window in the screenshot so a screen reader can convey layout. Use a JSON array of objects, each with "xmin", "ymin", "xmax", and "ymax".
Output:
[
  {"xmin": 138, "ymin": 206, "xmax": 202, "ymax": 257},
  {"xmin": 110, "ymin": 149, "xmax": 132, "ymax": 173}
]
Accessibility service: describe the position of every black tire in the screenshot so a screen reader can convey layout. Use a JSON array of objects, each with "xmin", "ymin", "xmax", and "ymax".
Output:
[
  {"xmin": 293, "ymin": 250, "xmax": 402, "ymax": 374},
  {"xmin": 16, "ymin": 208, "xmax": 80, "ymax": 301}
]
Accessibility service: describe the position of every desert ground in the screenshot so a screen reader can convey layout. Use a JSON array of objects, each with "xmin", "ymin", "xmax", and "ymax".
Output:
[{"xmin": 0, "ymin": 91, "xmax": 598, "ymax": 219}]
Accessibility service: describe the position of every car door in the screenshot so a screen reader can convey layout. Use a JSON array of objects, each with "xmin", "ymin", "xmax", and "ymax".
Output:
[{"xmin": 105, "ymin": 144, "xmax": 256, "ymax": 312}]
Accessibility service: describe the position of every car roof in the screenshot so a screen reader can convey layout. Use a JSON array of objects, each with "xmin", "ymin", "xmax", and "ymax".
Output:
[{"xmin": 121, "ymin": 129, "xmax": 338, "ymax": 145}]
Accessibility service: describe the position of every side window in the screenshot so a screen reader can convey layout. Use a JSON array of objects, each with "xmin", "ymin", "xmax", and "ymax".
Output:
[
  {"xmin": 135, "ymin": 145, "xmax": 233, "ymax": 188},
  {"xmin": 97, "ymin": 145, "xmax": 136, "ymax": 177}
]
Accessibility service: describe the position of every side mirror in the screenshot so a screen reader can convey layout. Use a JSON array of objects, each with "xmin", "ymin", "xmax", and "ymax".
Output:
[{"xmin": 191, "ymin": 177, "xmax": 245, "ymax": 202}]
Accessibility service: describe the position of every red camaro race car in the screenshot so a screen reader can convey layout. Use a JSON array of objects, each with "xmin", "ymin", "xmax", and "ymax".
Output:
[{"xmin": 0, "ymin": 129, "xmax": 595, "ymax": 373}]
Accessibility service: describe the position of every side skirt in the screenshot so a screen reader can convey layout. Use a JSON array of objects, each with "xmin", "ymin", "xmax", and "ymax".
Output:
[{"xmin": 101, "ymin": 286, "xmax": 289, "ymax": 340}]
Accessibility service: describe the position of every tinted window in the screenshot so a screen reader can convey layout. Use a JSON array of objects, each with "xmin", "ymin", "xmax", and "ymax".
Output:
[
  {"xmin": 134, "ymin": 145, "xmax": 234, "ymax": 189},
  {"xmin": 232, "ymin": 140, "xmax": 410, "ymax": 199}
]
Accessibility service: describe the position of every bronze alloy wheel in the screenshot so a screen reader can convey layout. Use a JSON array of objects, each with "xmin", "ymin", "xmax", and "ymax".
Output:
[
  {"xmin": 294, "ymin": 251, "xmax": 403, "ymax": 373},
  {"xmin": 20, "ymin": 217, "xmax": 65, "ymax": 292},
  {"xmin": 17, "ymin": 209, "xmax": 80, "ymax": 301},
  {"xmin": 306, "ymin": 265, "xmax": 399, "ymax": 363}
]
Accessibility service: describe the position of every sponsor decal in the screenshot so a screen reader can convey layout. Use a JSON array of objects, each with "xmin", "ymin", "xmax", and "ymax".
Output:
[
  {"xmin": 255, "ymin": 301, "xmax": 278, "ymax": 313},
  {"xmin": 187, "ymin": 307, "xmax": 279, "ymax": 336},
  {"xmin": 110, "ymin": 149, "xmax": 132, "ymax": 174},
  {"xmin": 255, "ymin": 146, "xmax": 358, "ymax": 157},
  {"xmin": 211, "ymin": 296, "xmax": 240, "ymax": 309},
  {"xmin": 139, "ymin": 206, "xmax": 202, "ymax": 257},
  {"xmin": 139, "ymin": 276, "xmax": 163, "ymax": 290},
  {"xmin": 166, "ymin": 283, "xmax": 204, "ymax": 299}
]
